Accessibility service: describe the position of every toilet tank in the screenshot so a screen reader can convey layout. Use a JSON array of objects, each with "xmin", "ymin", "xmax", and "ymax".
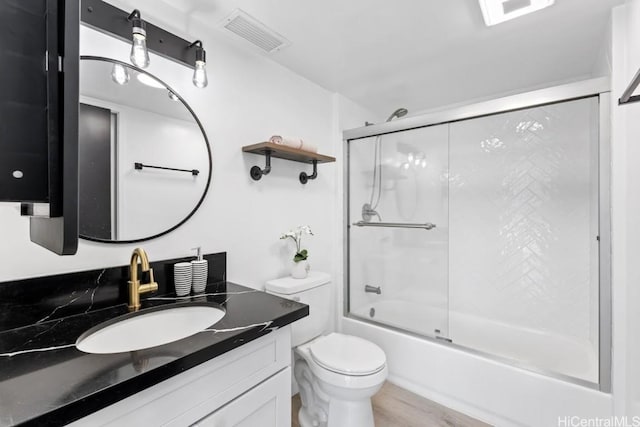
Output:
[{"xmin": 265, "ymin": 271, "xmax": 331, "ymax": 347}]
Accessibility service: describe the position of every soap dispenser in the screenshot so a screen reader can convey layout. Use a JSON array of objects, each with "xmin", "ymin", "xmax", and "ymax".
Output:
[{"xmin": 191, "ymin": 247, "xmax": 208, "ymax": 293}]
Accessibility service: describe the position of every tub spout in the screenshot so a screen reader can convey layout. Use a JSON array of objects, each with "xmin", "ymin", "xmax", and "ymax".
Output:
[{"xmin": 365, "ymin": 285, "xmax": 381, "ymax": 295}]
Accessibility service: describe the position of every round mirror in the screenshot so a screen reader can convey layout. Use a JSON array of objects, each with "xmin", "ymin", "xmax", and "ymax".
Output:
[{"xmin": 78, "ymin": 56, "xmax": 211, "ymax": 243}]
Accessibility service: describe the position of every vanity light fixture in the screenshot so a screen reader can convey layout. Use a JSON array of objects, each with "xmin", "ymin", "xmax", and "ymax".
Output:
[
  {"xmin": 111, "ymin": 63, "xmax": 130, "ymax": 85},
  {"xmin": 128, "ymin": 9, "xmax": 150, "ymax": 68},
  {"xmin": 190, "ymin": 40, "xmax": 208, "ymax": 88},
  {"xmin": 478, "ymin": 0, "xmax": 554, "ymax": 26}
]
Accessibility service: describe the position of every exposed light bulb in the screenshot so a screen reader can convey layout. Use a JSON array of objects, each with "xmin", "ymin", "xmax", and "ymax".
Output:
[
  {"xmin": 190, "ymin": 40, "xmax": 208, "ymax": 89},
  {"xmin": 111, "ymin": 63, "xmax": 130, "ymax": 85},
  {"xmin": 401, "ymin": 162, "xmax": 410, "ymax": 170},
  {"xmin": 407, "ymin": 152, "xmax": 414, "ymax": 162},
  {"xmin": 193, "ymin": 60, "xmax": 208, "ymax": 88},
  {"xmin": 421, "ymin": 159, "xmax": 427, "ymax": 168},
  {"xmin": 128, "ymin": 10, "xmax": 150, "ymax": 68},
  {"xmin": 130, "ymin": 32, "xmax": 150, "ymax": 68}
]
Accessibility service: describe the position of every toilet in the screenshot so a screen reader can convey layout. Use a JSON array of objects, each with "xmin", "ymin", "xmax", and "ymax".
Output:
[{"xmin": 265, "ymin": 272, "xmax": 387, "ymax": 427}]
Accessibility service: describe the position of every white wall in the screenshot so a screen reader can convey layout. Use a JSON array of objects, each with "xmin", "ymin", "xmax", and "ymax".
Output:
[
  {"xmin": 592, "ymin": 8, "xmax": 613, "ymax": 78},
  {"xmin": 611, "ymin": 0, "xmax": 640, "ymax": 418},
  {"xmin": 114, "ymin": 105, "xmax": 205, "ymax": 240},
  {"xmin": 0, "ymin": 10, "xmax": 337, "ymax": 293}
]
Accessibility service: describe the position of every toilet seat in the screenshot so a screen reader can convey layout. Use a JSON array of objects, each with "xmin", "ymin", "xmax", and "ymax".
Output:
[
  {"xmin": 309, "ymin": 333, "xmax": 386, "ymax": 376},
  {"xmin": 295, "ymin": 334, "xmax": 388, "ymax": 390}
]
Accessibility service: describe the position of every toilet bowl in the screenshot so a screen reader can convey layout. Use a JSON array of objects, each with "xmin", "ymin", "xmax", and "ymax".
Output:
[
  {"xmin": 265, "ymin": 272, "xmax": 387, "ymax": 427},
  {"xmin": 294, "ymin": 333, "xmax": 387, "ymax": 427}
]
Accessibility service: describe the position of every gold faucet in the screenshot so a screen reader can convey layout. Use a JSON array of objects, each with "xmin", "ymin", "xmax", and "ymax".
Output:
[{"xmin": 128, "ymin": 248, "xmax": 158, "ymax": 311}]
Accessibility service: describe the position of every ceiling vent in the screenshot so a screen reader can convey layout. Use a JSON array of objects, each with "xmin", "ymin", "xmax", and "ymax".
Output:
[{"xmin": 221, "ymin": 9, "xmax": 290, "ymax": 53}]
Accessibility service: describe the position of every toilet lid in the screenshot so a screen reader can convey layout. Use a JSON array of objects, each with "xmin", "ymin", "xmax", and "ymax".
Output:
[{"xmin": 309, "ymin": 333, "xmax": 386, "ymax": 376}]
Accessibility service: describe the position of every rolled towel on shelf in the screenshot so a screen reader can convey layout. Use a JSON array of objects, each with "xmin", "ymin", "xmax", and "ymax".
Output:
[
  {"xmin": 300, "ymin": 141, "xmax": 317, "ymax": 153},
  {"xmin": 269, "ymin": 135, "xmax": 318, "ymax": 153},
  {"xmin": 269, "ymin": 135, "xmax": 302, "ymax": 149}
]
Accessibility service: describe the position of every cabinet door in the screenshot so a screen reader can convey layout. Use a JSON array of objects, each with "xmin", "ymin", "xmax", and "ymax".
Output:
[
  {"xmin": 0, "ymin": 0, "xmax": 50, "ymax": 202},
  {"xmin": 0, "ymin": 0, "xmax": 79, "ymax": 255},
  {"xmin": 193, "ymin": 368, "xmax": 291, "ymax": 427}
]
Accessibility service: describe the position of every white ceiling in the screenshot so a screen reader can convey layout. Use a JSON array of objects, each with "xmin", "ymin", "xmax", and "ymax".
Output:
[{"xmin": 156, "ymin": 0, "xmax": 623, "ymax": 116}]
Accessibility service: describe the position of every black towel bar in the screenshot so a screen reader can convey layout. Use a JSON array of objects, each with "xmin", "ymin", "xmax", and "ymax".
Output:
[{"xmin": 134, "ymin": 162, "xmax": 199, "ymax": 176}]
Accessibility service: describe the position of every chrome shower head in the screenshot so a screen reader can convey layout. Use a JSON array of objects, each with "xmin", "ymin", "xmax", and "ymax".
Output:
[{"xmin": 386, "ymin": 108, "xmax": 408, "ymax": 122}]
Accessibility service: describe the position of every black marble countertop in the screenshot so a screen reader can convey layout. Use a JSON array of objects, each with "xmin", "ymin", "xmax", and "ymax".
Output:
[{"xmin": 0, "ymin": 281, "xmax": 308, "ymax": 426}]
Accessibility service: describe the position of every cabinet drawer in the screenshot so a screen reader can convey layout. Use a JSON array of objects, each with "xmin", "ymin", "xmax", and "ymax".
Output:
[{"xmin": 193, "ymin": 367, "xmax": 291, "ymax": 427}]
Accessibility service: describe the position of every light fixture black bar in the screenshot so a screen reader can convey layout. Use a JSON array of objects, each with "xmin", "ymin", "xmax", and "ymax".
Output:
[
  {"xmin": 81, "ymin": 0, "xmax": 196, "ymax": 68},
  {"xmin": 134, "ymin": 162, "xmax": 199, "ymax": 176},
  {"xmin": 619, "ymin": 67, "xmax": 640, "ymax": 105}
]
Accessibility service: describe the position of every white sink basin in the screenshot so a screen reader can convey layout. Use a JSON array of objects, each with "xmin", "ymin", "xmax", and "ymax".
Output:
[{"xmin": 76, "ymin": 305, "xmax": 225, "ymax": 354}]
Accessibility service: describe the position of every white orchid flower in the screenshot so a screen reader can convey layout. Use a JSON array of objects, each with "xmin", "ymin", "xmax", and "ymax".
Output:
[{"xmin": 280, "ymin": 225, "xmax": 314, "ymax": 261}]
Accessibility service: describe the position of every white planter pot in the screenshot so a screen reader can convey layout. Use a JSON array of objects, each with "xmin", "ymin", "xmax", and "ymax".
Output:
[{"xmin": 291, "ymin": 260, "xmax": 310, "ymax": 279}]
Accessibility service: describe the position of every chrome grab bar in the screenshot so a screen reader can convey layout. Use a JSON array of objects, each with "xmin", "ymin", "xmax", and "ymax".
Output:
[{"xmin": 352, "ymin": 221, "xmax": 436, "ymax": 230}]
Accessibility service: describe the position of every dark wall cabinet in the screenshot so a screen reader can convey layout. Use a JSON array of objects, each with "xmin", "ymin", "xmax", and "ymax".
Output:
[{"xmin": 0, "ymin": 0, "xmax": 79, "ymax": 254}]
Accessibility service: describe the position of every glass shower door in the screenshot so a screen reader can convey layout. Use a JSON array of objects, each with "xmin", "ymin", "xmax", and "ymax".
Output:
[
  {"xmin": 348, "ymin": 124, "xmax": 449, "ymax": 339},
  {"xmin": 448, "ymin": 97, "xmax": 600, "ymax": 383}
]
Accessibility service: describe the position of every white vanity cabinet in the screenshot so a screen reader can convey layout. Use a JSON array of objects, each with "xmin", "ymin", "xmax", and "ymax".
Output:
[{"xmin": 70, "ymin": 326, "xmax": 292, "ymax": 427}]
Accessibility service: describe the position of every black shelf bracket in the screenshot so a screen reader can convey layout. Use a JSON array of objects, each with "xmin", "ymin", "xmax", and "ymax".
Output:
[
  {"xmin": 299, "ymin": 160, "xmax": 318, "ymax": 184},
  {"xmin": 135, "ymin": 162, "xmax": 199, "ymax": 176},
  {"xmin": 249, "ymin": 151, "xmax": 271, "ymax": 180}
]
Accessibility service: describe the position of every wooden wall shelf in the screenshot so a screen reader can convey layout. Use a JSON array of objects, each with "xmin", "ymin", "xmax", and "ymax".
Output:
[{"xmin": 242, "ymin": 142, "xmax": 336, "ymax": 184}]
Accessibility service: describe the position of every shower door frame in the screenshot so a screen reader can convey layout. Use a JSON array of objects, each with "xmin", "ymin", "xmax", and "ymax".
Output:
[{"xmin": 343, "ymin": 77, "xmax": 612, "ymax": 392}]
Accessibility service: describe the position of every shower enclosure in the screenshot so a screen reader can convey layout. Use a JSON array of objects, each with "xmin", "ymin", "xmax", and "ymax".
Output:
[{"xmin": 344, "ymin": 79, "xmax": 611, "ymax": 390}]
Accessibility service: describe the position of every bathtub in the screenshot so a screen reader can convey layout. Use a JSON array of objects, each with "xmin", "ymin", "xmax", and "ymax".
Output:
[
  {"xmin": 352, "ymin": 299, "xmax": 598, "ymax": 384},
  {"xmin": 344, "ymin": 299, "xmax": 610, "ymax": 426}
]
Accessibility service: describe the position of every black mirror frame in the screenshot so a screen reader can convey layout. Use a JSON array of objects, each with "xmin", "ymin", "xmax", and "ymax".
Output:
[{"xmin": 78, "ymin": 55, "xmax": 212, "ymax": 244}]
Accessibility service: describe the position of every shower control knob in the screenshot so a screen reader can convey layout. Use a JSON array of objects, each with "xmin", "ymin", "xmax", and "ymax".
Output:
[{"xmin": 364, "ymin": 285, "xmax": 381, "ymax": 294}]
